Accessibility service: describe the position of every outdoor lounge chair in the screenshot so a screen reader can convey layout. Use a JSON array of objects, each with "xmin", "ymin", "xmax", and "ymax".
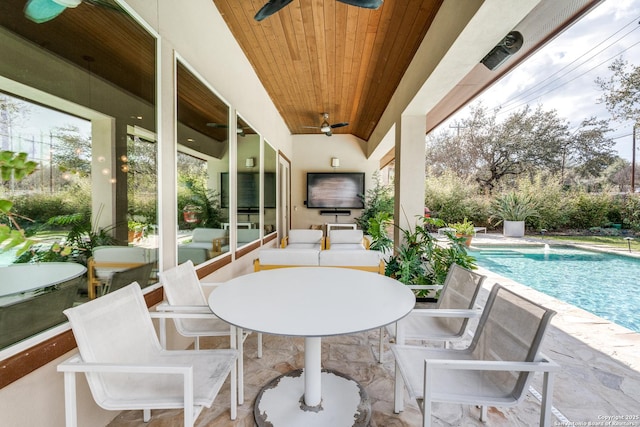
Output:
[
  {"xmin": 379, "ymin": 263, "xmax": 486, "ymax": 363},
  {"xmin": 326, "ymin": 229, "xmax": 369, "ymax": 249},
  {"xmin": 280, "ymin": 229, "xmax": 325, "ymax": 250},
  {"xmin": 156, "ymin": 260, "xmax": 260, "ymax": 405},
  {"xmin": 318, "ymin": 249, "xmax": 384, "ymax": 273},
  {"xmin": 392, "ymin": 284, "xmax": 558, "ymax": 427},
  {"xmin": 57, "ymin": 282, "xmax": 237, "ymax": 427},
  {"xmin": 87, "ymin": 245, "xmax": 149, "ymax": 299},
  {"xmin": 253, "ymin": 247, "xmax": 320, "ymax": 270}
]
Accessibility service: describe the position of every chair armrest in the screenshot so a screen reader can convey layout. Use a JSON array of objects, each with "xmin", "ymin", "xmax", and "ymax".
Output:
[
  {"xmin": 58, "ymin": 354, "xmax": 194, "ymax": 375},
  {"xmin": 423, "ymin": 356, "xmax": 560, "ymax": 372},
  {"xmin": 406, "ymin": 285, "xmax": 443, "ymax": 291},
  {"xmin": 409, "ymin": 308, "xmax": 482, "ymax": 318},
  {"xmin": 150, "ymin": 311, "xmax": 218, "ymax": 320},
  {"xmin": 212, "ymin": 236, "xmax": 229, "ymax": 253},
  {"xmin": 58, "ymin": 350, "xmax": 238, "ymax": 374},
  {"xmin": 155, "ymin": 303, "xmax": 212, "ymax": 313}
]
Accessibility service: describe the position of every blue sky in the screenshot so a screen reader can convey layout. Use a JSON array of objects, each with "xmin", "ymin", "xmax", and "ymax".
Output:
[{"xmin": 442, "ymin": 0, "xmax": 640, "ymax": 161}]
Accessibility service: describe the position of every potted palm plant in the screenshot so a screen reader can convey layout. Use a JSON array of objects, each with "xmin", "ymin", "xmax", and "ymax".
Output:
[
  {"xmin": 489, "ymin": 192, "xmax": 539, "ymax": 237},
  {"xmin": 449, "ymin": 217, "xmax": 475, "ymax": 247}
]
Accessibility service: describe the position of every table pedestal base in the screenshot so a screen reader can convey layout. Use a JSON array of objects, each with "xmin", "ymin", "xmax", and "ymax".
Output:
[{"xmin": 254, "ymin": 369, "xmax": 371, "ymax": 427}]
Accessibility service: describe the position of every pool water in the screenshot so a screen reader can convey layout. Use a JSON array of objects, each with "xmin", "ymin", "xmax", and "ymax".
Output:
[{"xmin": 469, "ymin": 245, "xmax": 640, "ymax": 333}]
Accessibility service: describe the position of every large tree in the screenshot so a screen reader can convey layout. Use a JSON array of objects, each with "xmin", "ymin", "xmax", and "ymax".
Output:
[
  {"xmin": 596, "ymin": 58, "xmax": 640, "ymax": 190},
  {"xmin": 426, "ymin": 104, "xmax": 615, "ymax": 192},
  {"xmin": 596, "ymin": 58, "xmax": 640, "ymax": 124},
  {"xmin": 51, "ymin": 124, "xmax": 92, "ymax": 177}
]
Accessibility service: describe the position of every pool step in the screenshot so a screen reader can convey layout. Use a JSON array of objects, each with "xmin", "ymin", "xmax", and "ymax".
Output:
[{"xmin": 473, "ymin": 249, "xmax": 526, "ymax": 257}]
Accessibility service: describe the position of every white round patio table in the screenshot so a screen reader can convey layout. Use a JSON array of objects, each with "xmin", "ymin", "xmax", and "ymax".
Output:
[{"xmin": 208, "ymin": 266, "xmax": 415, "ymax": 427}]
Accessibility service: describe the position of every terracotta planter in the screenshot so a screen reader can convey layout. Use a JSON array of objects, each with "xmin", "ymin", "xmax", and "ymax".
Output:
[{"xmin": 456, "ymin": 233, "xmax": 473, "ymax": 247}]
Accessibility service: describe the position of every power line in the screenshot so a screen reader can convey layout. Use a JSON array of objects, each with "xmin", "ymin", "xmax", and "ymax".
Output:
[
  {"xmin": 498, "ymin": 14, "xmax": 640, "ymax": 111},
  {"xmin": 497, "ymin": 37, "xmax": 640, "ymax": 116}
]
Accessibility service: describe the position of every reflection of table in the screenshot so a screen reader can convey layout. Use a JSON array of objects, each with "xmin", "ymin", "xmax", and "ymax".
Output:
[{"xmin": 208, "ymin": 267, "xmax": 414, "ymax": 426}]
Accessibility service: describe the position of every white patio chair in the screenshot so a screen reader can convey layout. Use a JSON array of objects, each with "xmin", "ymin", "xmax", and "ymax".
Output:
[
  {"xmin": 392, "ymin": 284, "xmax": 559, "ymax": 427},
  {"xmin": 326, "ymin": 229, "xmax": 369, "ymax": 249},
  {"xmin": 318, "ymin": 248, "xmax": 384, "ymax": 273},
  {"xmin": 57, "ymin": 282, "xmax": 237, "ymax": 427},
  {"xmin": 280, "ymin": 229, "xmax": 325, "ymax": 250},
  {"xmin": 379, "ymin": 264, "xmax": 486, "ymax": 363},
  {"xmin": 87, "ymin": 245, "xmax": 149, "ymax": 299},
  {"xmin": 156, "ymin": 260, "xmax": 261, "ymax": 405},
  {"xmin": 253, "ymin": 247, "xmax": 320, "ymax": 270}
]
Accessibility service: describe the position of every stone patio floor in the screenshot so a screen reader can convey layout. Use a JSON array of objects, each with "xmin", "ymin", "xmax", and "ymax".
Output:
[{"xmin": 108, "ymin": 234, "xmax": 640, "ymax": 426}]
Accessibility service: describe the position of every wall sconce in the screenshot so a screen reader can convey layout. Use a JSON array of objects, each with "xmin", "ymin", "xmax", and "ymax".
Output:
[
  {"xmin": 331, "ymin": 157, "xmax": 340, "ymax": 168},
  {"xmin": 245, "ymin": 157, "xmax": 255, "ymax": 168}
]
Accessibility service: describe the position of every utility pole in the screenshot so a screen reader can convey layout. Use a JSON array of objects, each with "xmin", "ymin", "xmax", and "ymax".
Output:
[{"xmin": 633, "ymin": 123, "xmax": 637, "ymax": 193}]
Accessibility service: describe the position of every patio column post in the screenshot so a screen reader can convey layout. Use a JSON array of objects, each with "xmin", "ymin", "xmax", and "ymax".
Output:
[{"xmin": 393, "ymin": 114, "xmax": 427, "ymax": 246}]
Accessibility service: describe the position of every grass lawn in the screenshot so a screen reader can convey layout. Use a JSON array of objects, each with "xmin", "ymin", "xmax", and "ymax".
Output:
[{"xmin": 541, "ymin": 235, "xmax": 640, "ymax": 251}]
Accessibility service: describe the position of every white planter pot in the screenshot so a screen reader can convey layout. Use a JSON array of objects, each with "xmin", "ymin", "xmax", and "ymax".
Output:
[{"xmin": 503, "ymin": 220, "xmax": 525, "ymax": 237}]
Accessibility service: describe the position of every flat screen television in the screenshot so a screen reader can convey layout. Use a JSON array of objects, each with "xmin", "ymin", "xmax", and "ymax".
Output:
[{"xmin": 306, "ymin": 172, "xmax": 365, "ymax": 209}]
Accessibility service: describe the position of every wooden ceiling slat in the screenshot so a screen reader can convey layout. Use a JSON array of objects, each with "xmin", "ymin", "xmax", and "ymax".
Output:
[{"xmin": 212, "ymin": 0, "xmax": 443, "ymax": 140}]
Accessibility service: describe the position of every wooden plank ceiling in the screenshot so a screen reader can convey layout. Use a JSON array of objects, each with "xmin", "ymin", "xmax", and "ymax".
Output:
[{"xmin": 213, "ymin": 0, "xmax": 443, "ymax": 140}]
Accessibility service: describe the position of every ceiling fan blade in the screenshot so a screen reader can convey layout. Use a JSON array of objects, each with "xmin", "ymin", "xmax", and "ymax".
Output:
[
  {"xmin": 206, "ymin": 123, "xmax": 228, "ymax": 128},
  {"xmin": 24, "ymin": 0, "xmax": 81, "ymax": 23},
  {"xmin": 336, "ymin": 0, "xmax": 383, "ymax": 10},
  {"xmin": 330, "ymin": 122, "xmax": 349, "ymax": 129},
  {"xmin": 254, "ymin": 0, "xmax": 294, "ymax": 21}
]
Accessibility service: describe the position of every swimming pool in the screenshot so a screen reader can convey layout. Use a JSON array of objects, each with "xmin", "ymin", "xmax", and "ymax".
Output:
[{"xmin": 469, "ymin": 245, "xmax": 640, "ymax": 333}]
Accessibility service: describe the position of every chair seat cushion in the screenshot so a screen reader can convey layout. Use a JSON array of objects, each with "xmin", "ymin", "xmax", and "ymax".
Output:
[
  {"xmin": 259, "ymin": 248, "xmax": 320, "ymax": 266},
  {"xmin": 287, "ymin": 229, "xmax": 323, "ymax": 245},
  {"xmin": 328, "ymin": 243, "xmax": 365, "ymax": 250},
  {"xmin": 285, "ymin": 243, "xmax": 322, "ymax": 250},
  {"xmin": 394, "ymin": 314, "xmax": 465, "ymax": 341},
  {"xmin": 319, "ymin": 249, "xmax": 380, "ymax": 267},
  {"xmin": 329, "ymin": 229, "xmax": 363, "ymax": 244}
]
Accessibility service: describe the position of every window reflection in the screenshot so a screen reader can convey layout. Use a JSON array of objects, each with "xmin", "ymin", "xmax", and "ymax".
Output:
[
  {"xmin": 264, "ymin": 141, "xmax": 277, "ymax": 236},
  {"xmin": 236, "ymin": 115, "xmax": 261, "ymax": 249},
  {"xmin": 0, "ymin": 0, "xmax": 157, "ymax": 349},
  {"xmin": 176, "ymin": 61, "xmax": 230, "ymax": 265}
]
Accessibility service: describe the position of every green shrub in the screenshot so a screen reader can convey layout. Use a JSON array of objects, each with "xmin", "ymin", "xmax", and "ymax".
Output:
[
  {"xmin": 355, "ymin": 171, "xmax": 394, "ymax": 232},
  {"xmin": 424, "ymin": 171, "xmax": 489, "ymax": 226},
  {"xmin": 519, "ymin": 174, "xmax": 571, "ymax": 231},
  {"xmin": 567, "ymin": 192, "xmax": 612, "ymax": 229},
  {"xmin": 621, "ymin": 194, "xmax": 640, "ymax": 231}
]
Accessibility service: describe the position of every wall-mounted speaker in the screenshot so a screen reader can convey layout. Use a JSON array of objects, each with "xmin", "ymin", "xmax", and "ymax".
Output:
[{"xmin": 481, "ymin": 31, "xmax": 523, "ymax": 71}]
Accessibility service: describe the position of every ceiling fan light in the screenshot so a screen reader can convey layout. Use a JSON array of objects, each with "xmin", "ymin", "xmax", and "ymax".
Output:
[
  {"xmin": 53, "ymin": 0, "xmax": 82, "ymax": 7},
  {"xmin": 320, "ymin": 121, "xmax": 331, "ymax": 133}
]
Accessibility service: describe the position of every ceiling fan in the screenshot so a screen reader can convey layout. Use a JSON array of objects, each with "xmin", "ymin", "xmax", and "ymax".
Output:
[
  {"xmin": 254, "ymin": 0, "xmax": 383, "ymax": 22},
  {"xmin": 304, "ymin": 113, "xmax": 349, "ymax": 137},
  {"xmin": 24, "ymin": 0, "xmax": 121, "ymax": 24}
]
